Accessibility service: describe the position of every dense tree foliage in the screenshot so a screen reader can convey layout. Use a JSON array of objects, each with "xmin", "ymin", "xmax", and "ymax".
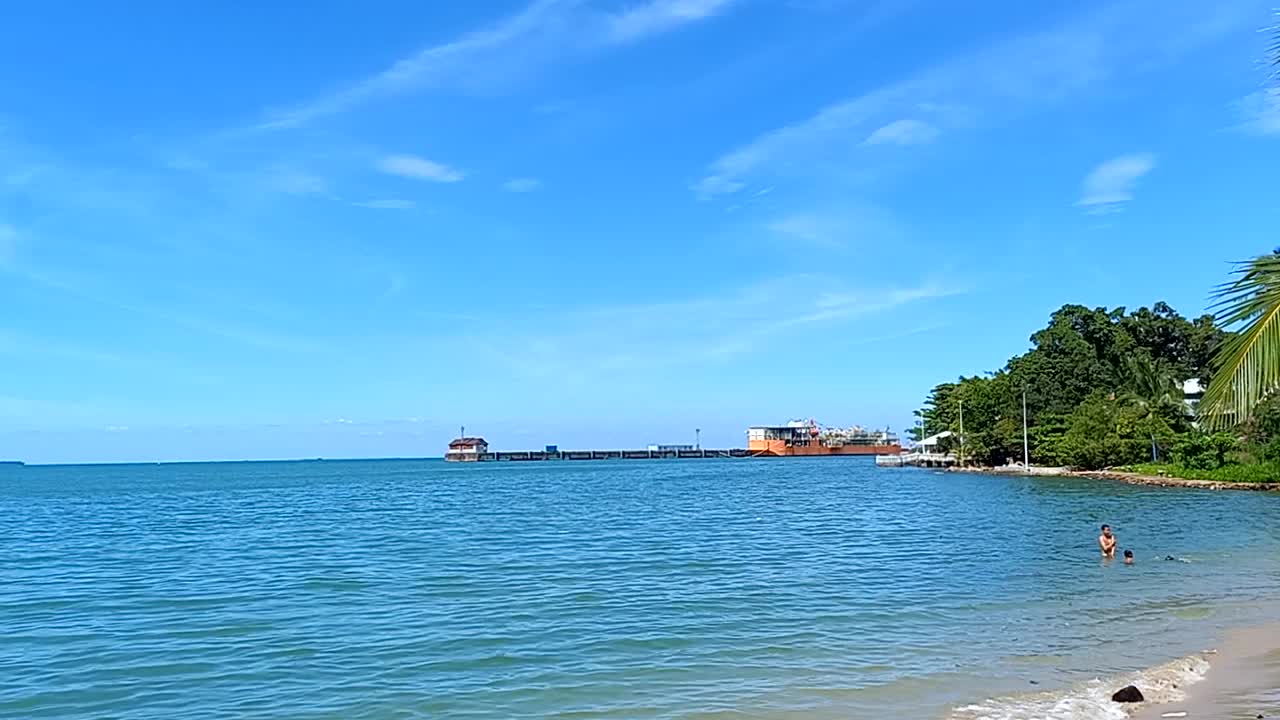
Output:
[{"xmin": 916, "ymin": 303, "xmax": 1227, "ymax": 469}]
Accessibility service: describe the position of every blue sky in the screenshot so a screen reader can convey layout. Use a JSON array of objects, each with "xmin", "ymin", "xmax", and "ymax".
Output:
[{"xmin": 2, "ymin": 0, "xmax": 1279, "ymax": 463}]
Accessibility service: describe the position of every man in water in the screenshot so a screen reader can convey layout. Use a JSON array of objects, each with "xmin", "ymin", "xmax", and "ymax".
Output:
[
  {"xmin": 1099, "ymin": 524, "xmax": 1117, "ymax": 558},
  {"xmin": 1123, "ymin": 549, "xmax": 1134, "ymax": 565}
]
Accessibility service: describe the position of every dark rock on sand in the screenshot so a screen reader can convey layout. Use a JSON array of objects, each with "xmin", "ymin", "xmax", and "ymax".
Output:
[{"xmin": 1111, "ymin": 685, "xmax": 1145, "ymax": 703}]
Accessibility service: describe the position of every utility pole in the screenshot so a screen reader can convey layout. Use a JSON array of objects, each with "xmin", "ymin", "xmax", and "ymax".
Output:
[
  {"xmin": 1021, "ymin": 386, "xmax": 1030, "ymax": 468},
  {"xmin": 958, "ymin": 399, "xmax": 965, "ymax": 467}
]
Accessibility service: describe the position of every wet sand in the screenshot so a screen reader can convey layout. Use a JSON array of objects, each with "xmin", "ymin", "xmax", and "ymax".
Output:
[{"xmin": 1132, "ymin": 623, "xmax": 1280, "ymax": 720}]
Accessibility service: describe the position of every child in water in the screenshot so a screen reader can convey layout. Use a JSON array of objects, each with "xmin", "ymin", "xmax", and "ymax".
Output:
[{"xmin": 1123, "ymin": 549, "xmax": 1134, "ymax": 565}]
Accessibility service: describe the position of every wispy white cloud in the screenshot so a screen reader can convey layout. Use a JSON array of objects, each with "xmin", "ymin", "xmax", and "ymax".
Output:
[
  {"xmin": 692, "ymin": 84, "xmax": 967, "ymax": 198},
  {"xmin": 768, "ymin": 214, "xmax": 829, "ymax": 244},
  {"xmin": 351, "ymin": 198, "xmax": 418, "ymax": 210},
  {"xmin": 256, "ymin": 0, "xmax": 567, "ymax": 130},
  {"xmin": 0, "ymin": 328, "xmax": 137, "ymax": 367},
  {"xmin": 378, "ymin": 154, "xmax": 464, "ymax": 182},
  {"xmin": 606, "ymin": 0, "xmax": 737, "ymax": 43},
  {"xmin": 765, "ymin": 206, "xmax": 900, "ymax": 249},
  {"xmin": 0, "ymin": 133, "xmax": 344, "ymax": 359},
  {"xmin": 864, "ymin": 118, "xmax": 939, "ymax": 145},
  {"xmin": 463, "ymin": 275, "xmax": 957, "ymax": 378},
  {"xmin": 503, "ymin": 177, "xmax": 542, "ymax": 192},
  {"xmin": 1077, "ymin": 153, "xmax": 1156, "ymax": 213},
  {"xmin": 694, "ymin": 0, "xmax": 1257, "ymax": 198},
  {"xmin": 264, "ymin": 166, "xmax": 328, "ymax": 195},
  {"xmin": 1236, "ymin": 88, "xmax": 1280, "ymax": 136},
  {"xmin": 6, "ymin": 257, "xmax": 327, "ymax": 354},
  {"xmin": 258, "ymin": 0, "xmax": 739, "ymax": 130}
]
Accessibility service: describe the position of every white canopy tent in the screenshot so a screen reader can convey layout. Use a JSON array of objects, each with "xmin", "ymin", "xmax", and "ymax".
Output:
[{"xmin": 919, "ymin": 430, "xmax": 954, "ymax": 448}]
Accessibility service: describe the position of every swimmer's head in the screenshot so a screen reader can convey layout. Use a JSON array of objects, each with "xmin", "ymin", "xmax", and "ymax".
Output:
[
  {"xmin": 1123, "ymin": 549, "xmax": 1134, "ymax": 564},
  {"xmin": 1101, "ymin": 524, "xmax": 1112, "ymax": 536},
  {"xmin": 1123, "ymin": 549, "xmax": 1133, "ymax": 558}
]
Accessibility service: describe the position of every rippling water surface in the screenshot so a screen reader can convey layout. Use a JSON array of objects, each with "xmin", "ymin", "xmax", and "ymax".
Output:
[{"xmin": 3, "ymin": 459, "xmax": 1280, "ymax": 719}]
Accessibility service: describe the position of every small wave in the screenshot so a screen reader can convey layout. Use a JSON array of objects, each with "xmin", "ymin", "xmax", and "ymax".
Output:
[
  {"xmin": 946, "ymin": 653, "xmax": 1210, "ymax": 720},
  {"xmin": 1171, "ymin": 606, "xmax": 1213, "ymax": 620}
]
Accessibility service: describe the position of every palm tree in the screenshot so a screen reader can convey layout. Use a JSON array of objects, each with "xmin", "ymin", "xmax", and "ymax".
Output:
[
  {"xmin": 1186, "ymin": 19, "xmax": 1279, "ymax": 428},
  {"xmin": 1123, "ymin": 354, "xmax": 1184, "ymax": 461},
  {"xmin": 1199, "ymin": 254, "xmax": 1280, "ymax": 428}
]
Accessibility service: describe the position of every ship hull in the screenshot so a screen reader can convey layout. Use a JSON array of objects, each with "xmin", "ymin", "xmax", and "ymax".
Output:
[{"xmin": 748, "ymin": 440, "xmax": 902, "ymax": 456}]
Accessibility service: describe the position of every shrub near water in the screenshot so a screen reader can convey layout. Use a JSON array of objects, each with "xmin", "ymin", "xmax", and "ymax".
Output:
[
  {"xmin": 1170, "ymin": 432, "xmax": 1238, "ymax": 470},
  {"xmin": 1123, "ymin": 431, "xmax": 1280, "ymax": 482},
  {"xmin": 1126, "ymin": 461, "xmax": 1280, "ymax": 483}
]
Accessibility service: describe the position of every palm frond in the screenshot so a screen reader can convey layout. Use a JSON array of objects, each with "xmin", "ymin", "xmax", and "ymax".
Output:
[
  {"xmin": 1123, "ymin": 353, "xmax": 1183, "ymax": 419},
  {"xmin": 1200, "ymin": 255, "xmax": 1280, "ymax": 428}
]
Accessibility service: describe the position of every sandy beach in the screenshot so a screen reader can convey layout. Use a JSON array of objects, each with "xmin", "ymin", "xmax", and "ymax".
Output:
[{"xmin": 1130, "ymin": 623, "xmax": 1280, "ymax": 720}]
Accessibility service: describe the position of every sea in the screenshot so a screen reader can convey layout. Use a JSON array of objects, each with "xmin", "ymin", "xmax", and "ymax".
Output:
[{"xmin": 3, "ymin": 458, "xmax": 1280, "ymax": 719}]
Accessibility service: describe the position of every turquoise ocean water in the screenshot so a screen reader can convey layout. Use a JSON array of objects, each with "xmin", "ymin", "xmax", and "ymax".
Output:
[{"xmin": 3, "ymin": 458, "xmax": 1280, "ymax": 719}]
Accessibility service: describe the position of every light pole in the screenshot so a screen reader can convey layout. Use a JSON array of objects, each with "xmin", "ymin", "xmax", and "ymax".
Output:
[
  {"xmin": 1022, "ymin": 385, "xmax": 1030, "ymax": 467},
  {"xmin": 958, "ymin": 399, "xmax": 965, "ymax": 467}
]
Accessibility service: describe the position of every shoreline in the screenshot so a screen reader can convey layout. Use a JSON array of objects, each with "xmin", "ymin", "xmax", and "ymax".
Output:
[
  {"xmin": 950, "ymin": 465, "xmax": 1280, "ymax": 492},
  {"xmin": 948, "ymin": 621, "xmax": 1280, "ymax": 719},
  {"xmin": 1129, "ymin": 622, "xmax": 1280, "ymax": 720}
]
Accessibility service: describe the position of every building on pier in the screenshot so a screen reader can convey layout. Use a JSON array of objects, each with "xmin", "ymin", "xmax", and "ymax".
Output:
[{"xmin": 446, "ymin": 436, "xmax": 489, "ymax": 462}]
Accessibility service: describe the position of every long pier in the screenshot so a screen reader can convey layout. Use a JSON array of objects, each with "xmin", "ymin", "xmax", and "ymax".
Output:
[{"xmin": 457, "ymin": 448, "xmax": 756, "ymax": 462}]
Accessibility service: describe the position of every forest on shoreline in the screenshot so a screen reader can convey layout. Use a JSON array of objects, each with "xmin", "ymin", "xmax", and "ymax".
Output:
[{"xmin": 912, "ymin": 302, "xmax": 1280, "ymax": 480}]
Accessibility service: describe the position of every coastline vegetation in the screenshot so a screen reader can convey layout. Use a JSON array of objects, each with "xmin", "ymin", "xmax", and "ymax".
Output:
[
  {"xmin": 1124, "ymin": 461, "xmax": 1280, "ymax": 484},
  {"xmin": 914, "ymin": 265, "xmax": 1280, "ymax": 482},
  {"xmin": 912, "ymin": 303, "xmax": 1229, "ymax": 470}
]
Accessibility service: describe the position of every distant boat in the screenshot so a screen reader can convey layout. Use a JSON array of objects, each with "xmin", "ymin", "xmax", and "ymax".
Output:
[
  {"xmin": 747, "ymin": 419, "xmax": 901, "ymax": 456},
  {"xmin": 0, "ymin": 461, "xmax": 25, "ymax": 466}
]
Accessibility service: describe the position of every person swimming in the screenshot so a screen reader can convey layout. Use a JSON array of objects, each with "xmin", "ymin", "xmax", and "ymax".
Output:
[
  {"xmin": 1123, "ymin": 549, "xmax": 1134, "ymax": 565},
  {"xmin": 1099, "ymin": 524, "xmax": 1117, "ymax": 558}
]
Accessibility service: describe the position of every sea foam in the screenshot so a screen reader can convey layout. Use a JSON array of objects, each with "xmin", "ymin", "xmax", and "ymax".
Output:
[{"xmin": 946, "ymin": 653, "xmax": 1211, "ymax": 720}]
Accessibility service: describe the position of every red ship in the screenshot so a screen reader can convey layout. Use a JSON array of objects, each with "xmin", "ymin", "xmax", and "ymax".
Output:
[{"xmin": 747, "ymin": 419, "xmax": 900, "ymax": 456}]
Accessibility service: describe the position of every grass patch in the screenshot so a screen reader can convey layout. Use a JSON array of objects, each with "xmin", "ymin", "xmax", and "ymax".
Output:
[{"xmin": 1123, "ymin": 462, "xmax": 1280, "ymax": 483}]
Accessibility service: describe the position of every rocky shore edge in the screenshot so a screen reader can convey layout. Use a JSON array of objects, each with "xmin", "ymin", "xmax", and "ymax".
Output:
[{"xmin": 950, "ymin": 465, "xmax": 1280, "ymax": 492}]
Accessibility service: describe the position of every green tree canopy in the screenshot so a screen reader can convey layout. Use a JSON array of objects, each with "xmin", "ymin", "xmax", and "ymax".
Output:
[{"xmin": 916, "ymin": 303, "xmax": 1224, "ymax": 468}]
